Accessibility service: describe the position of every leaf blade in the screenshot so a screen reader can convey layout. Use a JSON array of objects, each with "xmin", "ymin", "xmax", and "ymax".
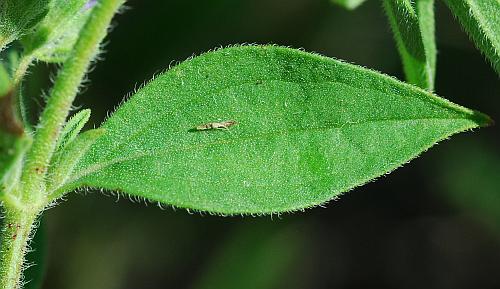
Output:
[
  {"xmin": 383, "ymin": 0, "xmax": 437, "ymax": 90},
  {"xmin": 56, "ymin": 109, "xmax": 91, "ymax": 150},
  {"xmin": 48, "ymin": 128, "xmax": 105, "ymax": 197},
  {"xmin": 0, "ymin": 0, "xmax": 50, "ymax": 50},
  {"xmin": 59, "ymin": 46, "xmax": 490, "ymax": 214},
  {"xmin": 443, "ymin": 0, "xmax": 500, "ymax": 75},
  {"xmin": 21, "ymin": 0, "xmax": 93, "ymax": 63}
]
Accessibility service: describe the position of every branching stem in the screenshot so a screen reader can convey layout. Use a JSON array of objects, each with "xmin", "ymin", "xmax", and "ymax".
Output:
[
  {"xmin": 0, "ymin": 1, "xmax": 124, "ymax": 288},
  {"xmin": 20, "ymin": 0, "xmax": 124, "ymax": 204}
]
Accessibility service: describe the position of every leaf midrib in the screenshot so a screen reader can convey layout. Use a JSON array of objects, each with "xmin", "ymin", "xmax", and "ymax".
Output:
[
  {"xmin": 60, "ymin": 116, "xmax": 471, "ymax": 193},
  {"xmin": 96, "ymin": 76, "xmax": 463, "ymax": 166}
]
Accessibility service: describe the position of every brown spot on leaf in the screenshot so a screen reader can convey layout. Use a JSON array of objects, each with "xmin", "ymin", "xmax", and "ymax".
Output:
[
  {"xmin": 10, "ymin": 224, "xmax": 20, "ymax": 240},
  {"xmin": 34, "ymin": 167, "xmax": 46, "ymax": 175}
]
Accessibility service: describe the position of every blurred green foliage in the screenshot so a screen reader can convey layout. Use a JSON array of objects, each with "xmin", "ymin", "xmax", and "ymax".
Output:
[
  {"xmin": 435, "ymin": 139, "xmax": 500, "ymax": 234},
  {"xmin": 192, "ymin": 222, "xmax": 305, "ymax": 289}
]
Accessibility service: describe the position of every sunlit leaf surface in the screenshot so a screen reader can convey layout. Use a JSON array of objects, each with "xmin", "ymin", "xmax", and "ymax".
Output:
[{"xmin": 55, "ymin": 45, "xmax": 490, "ymax": 214}]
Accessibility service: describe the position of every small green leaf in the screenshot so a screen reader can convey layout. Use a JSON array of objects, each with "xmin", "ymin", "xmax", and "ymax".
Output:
[
  {"xmin": 383, "ymin": 0, "xmax": 437, "ymax": 90},
  {"xmin": 443, "ymin": 0, "xmax": 500, "ymax": 75},
  {"xmin": 0, "ymin": 0, "xmax": 50, "ymax": 50},
  {"xmin": 22, "ymin": 0, "xmax": 93, "ymax": 63},
  {"xmin": 56, "ymin": 109, "xmax": 91, "ymax": 150},
  {"xmin": 48, "ymin": 128, "xmax": 105, "ymax": 196},
  {"xmin": 330, "ymin": 0, "xmax": 368, "ymax": 10},
  {"xmin": 57, "ymin": 45, "xmax": 490, "ymax": 214}
]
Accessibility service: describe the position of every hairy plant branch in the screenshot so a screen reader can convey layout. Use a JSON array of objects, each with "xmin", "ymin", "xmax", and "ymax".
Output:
[
  {"xmin": 20, "ymin": 0, "xmax": 124, "ymax": 204},
  {"xmin": 0, "ymin": 1, "xmax": 124, "ymax": 288}
]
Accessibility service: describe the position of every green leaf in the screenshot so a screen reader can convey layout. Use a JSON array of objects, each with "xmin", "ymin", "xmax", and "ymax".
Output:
[
  {"xmin": 55, "ymin": 45, "xmax": 490, "ymax": 214},
  {"xmin": 383, "ymin": 0, "xmax": 437, "ymax": 90},
  {"xmin": 330, "ymin": 0, "xmax": 368, "ymax": 10},
  {"xmin": 48, "ymin": 128, "xmax": 104, "ymax": 197},
  {"xmin": 0, "ymin": 62, "xmax": 11, "ymax": 97},
  {"xmin": 24, "ymin": 220, "xmax": 47, "ymax": 289},
  {"xmin": 437, "ymin": 140, "xmax": 500, "ymax": 235},
  {"xmin": 56, "ymin": 109, "xmax": 91, "ymax": 150},
  {"xmin": 192, "ymin": 222, "xmax": 304, "ymax": 289},
  {"xmin": 22, "ymin": 0, "xmax": 93, "ymax": 63},
  {"xmin": 0, "ymin": 49, "xmax": 22, "ymax": 96},
  {"xmin": 0, "ymin": 0, "xmax": 50, "ymax": 50},
  {"xmin": 0, "ymin": 134, "xmax": 30, "ymax": 196},
  {"xmin": 0, "ymin": 89, "xmax": 31, "ymax": 194},
  {"xmin": 443, "ymin": 0, "xmax": 500, "ymax": 75}
]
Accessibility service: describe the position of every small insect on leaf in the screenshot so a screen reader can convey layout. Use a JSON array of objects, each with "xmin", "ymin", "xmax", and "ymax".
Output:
[{"xmin": 195, "ymin": 120, "xmax": 237, "ymax": 131}]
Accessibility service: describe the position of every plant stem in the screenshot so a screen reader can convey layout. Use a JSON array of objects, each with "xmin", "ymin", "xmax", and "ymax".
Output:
[
  {"xmin": 12, "ymin": 55, "xmax": 35, "ymax": 87},
  {"xmin": 0, "ymin": 207, "xmax": 38, "ymax": 289},
  {"xmin": 20, "ymin": 0, "xmax": 124, "ymax": 204},
  {"xmin": 13, "ymin": 55, "xmax": 36, "ymax": 132},
  {"xmin": 0, "ymin": 1, "xmax": 124, "ymax": 289}
]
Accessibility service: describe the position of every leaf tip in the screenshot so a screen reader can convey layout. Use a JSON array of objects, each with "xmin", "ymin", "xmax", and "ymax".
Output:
[
  {"xmin": 84, "ymin": 128, "xmax": 106, "ymax": 139},
  {"xmin": 470, "ymin": 110, "xmax": 495, "ymax": 128},
  {"xmin": 81, "ymin": 108, "xmax": 92, "ymax": 117}
]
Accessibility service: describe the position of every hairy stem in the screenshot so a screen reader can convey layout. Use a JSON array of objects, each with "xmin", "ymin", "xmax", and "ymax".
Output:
[
  {"xmin": 0, "ymin": 207, "xmax": 38, "ymax": 289},
  {"xmin": 13, "ymin": 55, "xmax": 36, "ymax": 132},
  {"xmin": 12, "ymin": 55, "xmax": 35, "ymax": 87},
  {"xmin": 20, "ymin": 0, "xmax": 124, "ymax": 204},
  {"xmin": 0, "ymin": 1, "xmax": 124, "ymax": 289}
]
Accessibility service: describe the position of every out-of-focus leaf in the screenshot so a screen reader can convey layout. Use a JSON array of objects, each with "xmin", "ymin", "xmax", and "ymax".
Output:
[
  {"xmin": 0, "ymin": 0, "xmax": 50, "ymax": 50},
  {"xmin": 24, "ymin": 220, "xmax": 47, "ymax": 289},
  {"xmin": 0, "ymin": 89, "xmax": 30, "ymax": 194},
  {"xmin": 0, "ymin": 134, "xmax": 30, "ymax": 196},
  {"xmin": 0, "ymin": 63, "xmax": 10, "ymax": 96},
  {"xmin": 192, "ymin": 222, "xmax": 304, "ymax": 289},
  {"xmin": 331, "ymin": 0, "xmax": 368, "ymax": 10},
  {"xmin": 384, "ymin": 0, "xmax": 436, "ymax": 90},
  {"xmin": 54, "ymin": 45, "xmax": 490, "ymax": 215},
  {"xmin": 437, "ymin": 141, "xmax": 500, "ymax": 234},
  {"xmin": 443, "ymin": 0, "xmax": 500, "ymax": 75},
  {"xmin": 22, "ymin": 0, "xmax": 94, "ymax": 63}
]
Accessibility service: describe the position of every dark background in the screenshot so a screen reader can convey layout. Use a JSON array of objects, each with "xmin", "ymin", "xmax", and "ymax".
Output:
[{"xmin": 26, "ymin": 0, "xmax": 500, "ymax": 288}]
